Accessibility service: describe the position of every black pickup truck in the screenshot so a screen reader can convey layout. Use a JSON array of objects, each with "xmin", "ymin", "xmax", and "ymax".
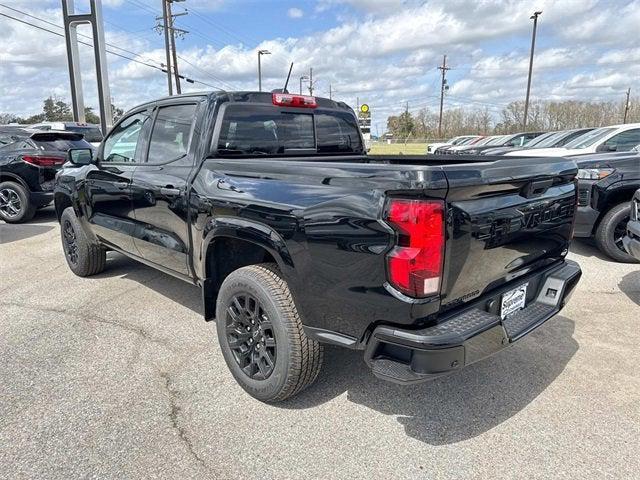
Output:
[
  {"xmin": 573, "ymin": 147, "xmax": 640, "ymax": 262},
  {"xmin": 54, "ymin": 92, "xmax": 582, "ymax": 402}
]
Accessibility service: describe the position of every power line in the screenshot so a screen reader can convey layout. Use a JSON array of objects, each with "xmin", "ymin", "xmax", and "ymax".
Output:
[
  {"xmin": 0, "ymin": 11, "xmax": 225, "ymax": 91},
  {"xmin": 0, "ymin": 3, "xmax": 159, "ymax": 66}
]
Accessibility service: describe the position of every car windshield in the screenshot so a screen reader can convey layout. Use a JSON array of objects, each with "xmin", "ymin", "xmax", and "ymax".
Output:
[
  {"xmin": 457, "ymin": 137, "xmax": 477, "ymax": 145},
  {"xmin": 473, "ymin": 136, "xmax": 494, "ymax": 146},
  {"xmin": 486, "ymin": 135, "xmax": 507, "ymax": 146},
  {"xmin": 524, "ymin": 131, "xmax": 556, "ymax": 148},
  {"xmin": 66, "ymin": 126, "xmax": 104, "ymax": 143},
  {"xmin": 564, "ymin": 127, "xmax": 616, "ymax": 149}
]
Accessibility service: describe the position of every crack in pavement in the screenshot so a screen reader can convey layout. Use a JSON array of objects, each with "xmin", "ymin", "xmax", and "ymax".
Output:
[
  {"xmin": 160, "ymin": 370, "xmax": 210, "ymax": 472},
  {"xmin": 0, "ymin": 300, "xmax": 179, "ymax": 355}
]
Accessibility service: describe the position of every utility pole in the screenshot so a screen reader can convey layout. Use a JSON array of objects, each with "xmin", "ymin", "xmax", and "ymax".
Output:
[
  {"xmin": 437, "ymin": 54, "xmax": 450, "ymax": 138},
  {"xmin": 156, "ymin": 0, "xmax": 188, "ymax": 95},
  {"xmin": 623, "ymin": 87, "xmax": 631, "ymax": 123},
  {"xmin": 523, "ymin": 10, "xmax": 542, "ymax": 130},
  {"xmin": 329, "ymin": 84, "xmax": 332, "ymax": 100},
  {"xmin": 308, "ymin": 67, "xmax": 313, "ymax": 95},
  {"xmin": 161, "ymin": 0, "xmax": 172, "ymax": 95}
]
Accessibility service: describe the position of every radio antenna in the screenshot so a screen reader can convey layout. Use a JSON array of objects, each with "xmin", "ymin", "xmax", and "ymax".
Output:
[{"xmin": 283, "ymin": 62, "xmax": 293, "ymax": 93}]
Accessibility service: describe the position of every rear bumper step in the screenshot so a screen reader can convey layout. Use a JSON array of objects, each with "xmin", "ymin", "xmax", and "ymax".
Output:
[{"xmin": 364, "ymin": 260, "xmax": 581, "ymax": 384}]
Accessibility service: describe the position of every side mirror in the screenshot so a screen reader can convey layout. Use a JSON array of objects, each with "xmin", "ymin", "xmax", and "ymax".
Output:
[{"xmin": 67, "ymin": 148, "xmax": 93, "ymax": 166}]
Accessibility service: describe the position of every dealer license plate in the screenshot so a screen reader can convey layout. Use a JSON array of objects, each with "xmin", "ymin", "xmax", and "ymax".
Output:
[{"xmin": 500, "ymin": 283, "xmax": 528, "ymax": 319}]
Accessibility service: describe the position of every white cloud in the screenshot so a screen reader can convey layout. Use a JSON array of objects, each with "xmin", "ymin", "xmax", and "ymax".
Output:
[
  {"xmin": 287, "ymin": 7, "xmax": 304, "ymax": 19},
  {"xmin": 0, "ymin": 0, "xmax": 637, "ymax": 126}
]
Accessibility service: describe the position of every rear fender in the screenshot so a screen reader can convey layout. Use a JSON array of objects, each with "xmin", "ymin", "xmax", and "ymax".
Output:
[{"xmin": 200, "ymin": 216, "xmax": 296, "ymax": 320}]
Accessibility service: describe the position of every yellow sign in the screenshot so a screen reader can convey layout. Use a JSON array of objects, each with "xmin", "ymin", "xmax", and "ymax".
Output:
[{"xmin": 360, "ymin": 104, "xmax": 370, "ymax": 113}]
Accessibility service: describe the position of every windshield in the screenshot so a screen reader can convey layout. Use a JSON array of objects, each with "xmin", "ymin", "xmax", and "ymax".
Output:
[
  {"xmin": 66, "ymin": 126, "xmax": 104, "ymax": 143},
  {"xmin": 524, "ymin": 131, "xmax": 556, "ymax": 148},
  {"xmin": 485, "ymin": 135, "xmax": 507, "ymax": 146},
  {"xmin": 217, "ymin": 105, "xmax": 363, "ymax": 156},
  {"xmin": 564, "ymin": 127, "xmax": 616, "ymax": 149},
  {"xmin": 473, "ymin": 136, "xmax": 494, "ymax": 146}
]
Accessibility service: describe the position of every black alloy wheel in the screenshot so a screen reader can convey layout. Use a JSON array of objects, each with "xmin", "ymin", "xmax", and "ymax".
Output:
[
  {"xmin": 613, "ymin": 213, "xmax": 630, "ymax": 253},
  {"xmin": 225, "ymin": 293, "xmax": 277, "ymax": 380},
  {"xmin": 62, "ymin": 218, "xmax": 79, "ymax": 265}
]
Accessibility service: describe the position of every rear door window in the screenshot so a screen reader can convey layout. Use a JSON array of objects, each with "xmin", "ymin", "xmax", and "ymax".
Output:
[{"xmin": 147, "ymin": 104, "xmax": 197, "ymax": 163}]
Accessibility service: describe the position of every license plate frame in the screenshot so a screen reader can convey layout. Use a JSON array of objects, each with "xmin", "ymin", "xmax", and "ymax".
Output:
[{"xmin": 500, "ymin": 283, "xmax": 528, "ymax": 319}]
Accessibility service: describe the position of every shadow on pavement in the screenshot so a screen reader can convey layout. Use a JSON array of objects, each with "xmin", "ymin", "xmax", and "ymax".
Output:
[
  {"xmin": 91, "ymin": 252, "xmax": 203, "ymax": 315},
  {"xmin": 0, "ymin": 224, "xmax": 54, "ymax": 244},
  {"xmin": 283, "ymin": 316, "xmax": 578, "ymax": 446},
  {"xmin": 66, "ymin": 246, "xmax": 579, "ymax": 445},
  {"xmin": 29, "ymin": 206, "xmax": 58, "ymax": 224},
  {"xmin": 569, "ymin": 239, "xmax": 611, "ymax": 262},
  {"xmin": 619, "ymin": 271, "xmax": 640, "ymax": 306}
]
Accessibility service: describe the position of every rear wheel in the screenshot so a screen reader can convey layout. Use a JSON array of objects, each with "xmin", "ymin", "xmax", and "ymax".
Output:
[
  {"xmin": 60, "ymin": 207, "xmax": 107, "ymax": 276},
  {"xmin": 0, "ymin": 181, "xmax": 35, "ymax": 224},
  {"xmin": 595, "ymin": 202, "xmax": 639, "ymax": 263},
  {"xmin": 215, "ymin": 264, "xmax": 323, "ymax": 402}
]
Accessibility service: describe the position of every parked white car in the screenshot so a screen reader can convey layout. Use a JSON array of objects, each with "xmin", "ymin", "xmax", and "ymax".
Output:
[
  {"xmin": 427, "ymin": 135, "xmax": 479, "ymax": 153},
  {"xmin": 503, "ymin": 123, "xmax": 640, "ymax": 157},
  {"xmin": 27, "ymin": 122, "xmax": 103, "ymax": 147}
]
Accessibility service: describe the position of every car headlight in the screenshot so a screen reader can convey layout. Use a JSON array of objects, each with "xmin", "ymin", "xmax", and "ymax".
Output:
[{"xmin": 577, "ymin": 168, "xmax": 615, "ymax": 180}]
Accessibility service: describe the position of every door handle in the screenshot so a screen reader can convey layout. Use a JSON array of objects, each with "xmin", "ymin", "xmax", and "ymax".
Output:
[
  {"xmin": 160, "ymin": 187, "xmax": 181, "ymax": 197},
  {"xmin": 115, "ymin": 182, "xmax": 129, "ymax": 189}
]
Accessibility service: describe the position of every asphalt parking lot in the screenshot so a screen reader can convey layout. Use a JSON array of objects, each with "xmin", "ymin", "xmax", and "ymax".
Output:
[{"xmin": 1, "ymin": 207, "xmax": 639, "ymax": 479}]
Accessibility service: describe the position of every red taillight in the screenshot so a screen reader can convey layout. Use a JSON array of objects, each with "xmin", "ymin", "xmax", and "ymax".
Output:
[
  {"xmin": 385, "ymin": 198, "xmax": 445, "ymax": 298},
  {"xmin": 21, "ymin": 155, "xmax": 65, "ymax": 167},
  {"xmin": 272, "ymin": 93, "xmax": 317, "ymax": 108}
]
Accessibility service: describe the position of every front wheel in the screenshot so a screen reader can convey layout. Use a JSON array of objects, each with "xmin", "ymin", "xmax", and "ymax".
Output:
[
  {"xmin": 595, "ymin": 202, "xmax": 639, "ymax": 263},
  {"xmin": 0, "ymin": 181, "xmax": 35, "ymax": 223},
  {"xmin": 215, "ymin": 264, "xmax": 323, "ymax": 402},
  {"xmin": 60, "ymin": 207, "xmax": 107, "ymax": 276}
]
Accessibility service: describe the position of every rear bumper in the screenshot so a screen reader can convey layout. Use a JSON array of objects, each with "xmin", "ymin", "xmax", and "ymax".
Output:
[
  {"xmin": 573, "ymin": 205, "xmax": 599, "ymax": 238},
  {"xmin": 364, "ymin": 260, "xmax": 581, "ymax": 384},
  {"xmin": 30, "ymin": 191, "xmax": 53, "ymax": 207}
]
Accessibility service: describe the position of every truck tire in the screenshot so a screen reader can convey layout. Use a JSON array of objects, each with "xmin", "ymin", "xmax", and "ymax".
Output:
[
  {"xmin": 595, "ymin": 202, "xmax": 639, "ymax": 263},
  {"xmin": 0, "ymin": 181, "xmax": 36, "ymax": 223},
  {"xmin": 215, "ymin": 264, "xmax": 323, "ymax": 402},
  {"xmin": 60, "ymin": 207, "xmax": 107, "ymax": 276}
]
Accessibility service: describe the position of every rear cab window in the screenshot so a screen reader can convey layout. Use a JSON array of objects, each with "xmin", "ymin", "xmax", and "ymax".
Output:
[
  {"xmin": 30, "ymin": 133, "xmax": 93, "ymax": 151},
  {"xmin": 66, "ymin": 126, "xmax": 104, "ymax": 143},
  {"xmin": 216, "ymin": 104, "xmax": 363, "ymax": 156}
]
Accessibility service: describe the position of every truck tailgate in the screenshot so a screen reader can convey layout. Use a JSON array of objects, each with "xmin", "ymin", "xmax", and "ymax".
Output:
[{"xmin": 440, "ymin": 156, "xmax": 577, "ymax": 311}]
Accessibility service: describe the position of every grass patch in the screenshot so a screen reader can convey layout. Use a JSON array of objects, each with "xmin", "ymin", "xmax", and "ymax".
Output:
[{"xmin": 369, "ymin": 143, "xmax": 428, "ymax": 155}]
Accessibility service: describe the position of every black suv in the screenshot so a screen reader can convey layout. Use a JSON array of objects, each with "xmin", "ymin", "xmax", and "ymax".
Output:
[{"xmin": 0, "ymin": 131, "xmax": 93, "ymax": 223}]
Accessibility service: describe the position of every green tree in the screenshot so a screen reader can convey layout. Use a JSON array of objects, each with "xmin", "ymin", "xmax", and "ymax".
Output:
[
  {"xmin": 42, "ymin": 96, "xmax": 72, "ymax": 121},
  {"xmin": 84, "ymin": 107, "xmax": 100, "ymax": 124}
]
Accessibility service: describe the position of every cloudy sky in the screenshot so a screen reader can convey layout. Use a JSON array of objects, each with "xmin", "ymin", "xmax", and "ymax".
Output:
[{"xmin": 1, "ymin": 0, "xmax": 638, "ymax": 131}]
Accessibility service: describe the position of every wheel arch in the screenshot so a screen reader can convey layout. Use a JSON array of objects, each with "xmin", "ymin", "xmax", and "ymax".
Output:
[
  {"xmin": 592, "ymin": 183, "xmax": 638, "ymax": 233},
  {"xmin": 0, "ymin": 172, "xmax": 29, "ymax": 190},
  {"xmin": 200, "ymin": 217, "xmax": 296, "ymax": 321}
]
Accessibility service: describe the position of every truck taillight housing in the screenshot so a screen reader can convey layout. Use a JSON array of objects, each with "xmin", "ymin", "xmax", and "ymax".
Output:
[
  {"xmin": 385, "ymin": 198, "xmax": 445, "ymax": 298},
  {"xmin": 21, "ymin": 155, "xmax": 65, "ymax": 167},
  {"xmin": 272, "ymin": 93, "xmax": 317, "ymax": 108}
]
